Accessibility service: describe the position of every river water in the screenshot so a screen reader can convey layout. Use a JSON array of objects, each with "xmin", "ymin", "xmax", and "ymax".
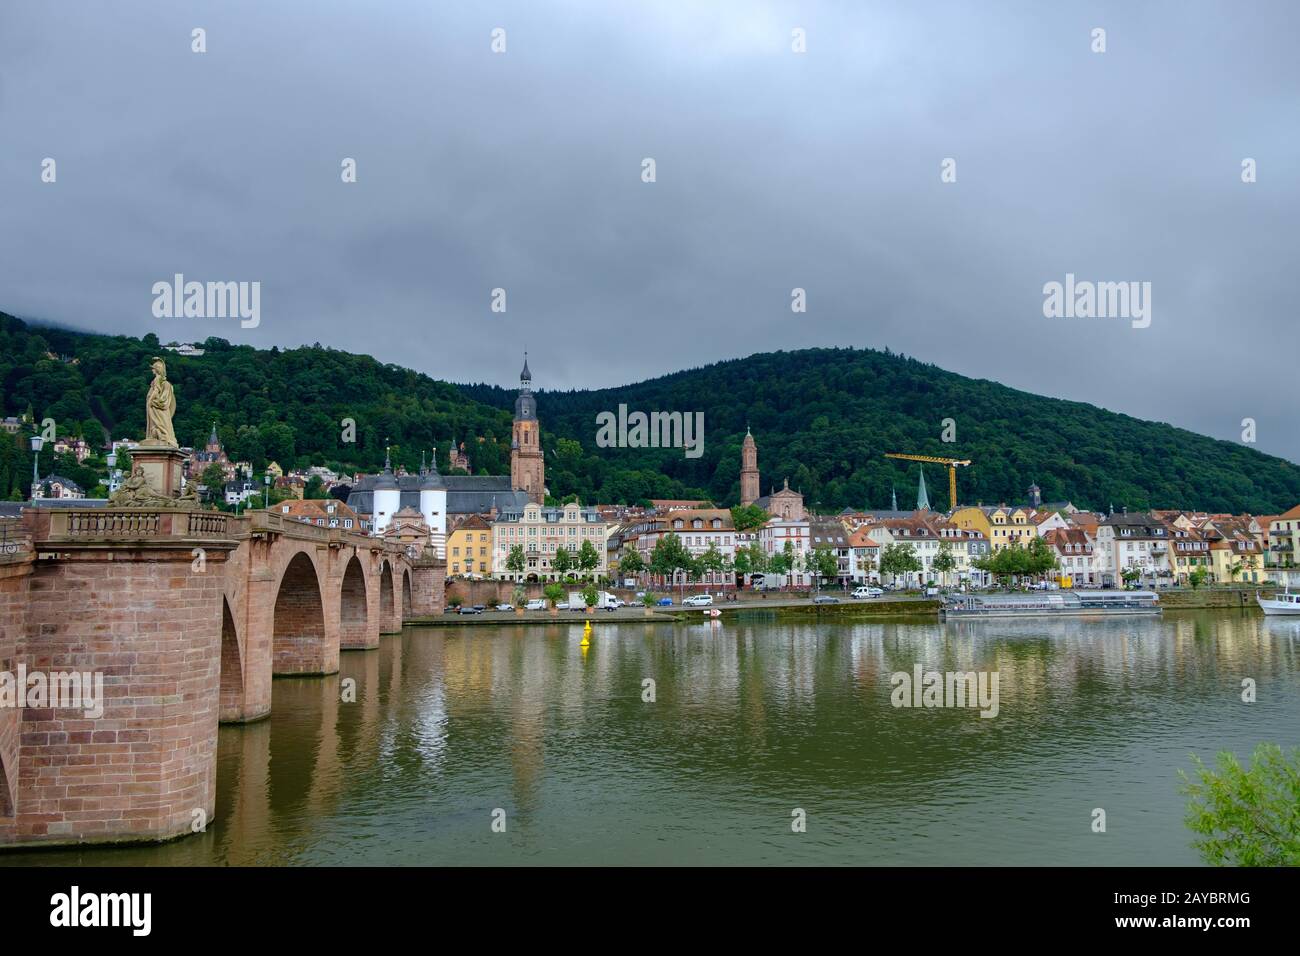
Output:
[{"xmin": 5, "ymin": 609, "xmax": 1299, "ymax": 866}]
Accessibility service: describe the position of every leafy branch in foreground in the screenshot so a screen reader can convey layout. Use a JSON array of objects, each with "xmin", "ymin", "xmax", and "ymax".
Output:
[{"xmin": 1180, "ymin": 743, "xmax": 1300, "ymax": 866}]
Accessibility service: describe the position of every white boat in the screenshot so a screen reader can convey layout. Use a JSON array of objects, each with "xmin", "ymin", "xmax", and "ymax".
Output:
[
  {"xmin": 1256, "ymin": 589, "xmax": 1300, "ymax": 615},
  {"xmin": 942, "ymin": 589, "xmax": 1160, "ymax": 619}
]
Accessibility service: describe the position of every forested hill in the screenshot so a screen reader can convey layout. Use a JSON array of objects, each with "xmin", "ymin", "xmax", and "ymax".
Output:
[
  {"xmin": 0, "ymin": 313, "xmax": 516, "ymax": 494},
  {"xmin": 460, "ymin": 348, "xmax": 1300, "ymax": 515},
  {"xmin": 2, "ymin": 313, "xmax": 1296, "ymax": 513}
]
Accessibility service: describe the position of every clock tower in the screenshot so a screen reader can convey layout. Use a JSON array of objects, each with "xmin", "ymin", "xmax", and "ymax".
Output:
[
  {"xmin": 740, "ymin": 426, "xmax": 760, "ymax": 506},
  {"xmin": 510, "ymin": 354, "xmax": 545, "ymax": 504}
]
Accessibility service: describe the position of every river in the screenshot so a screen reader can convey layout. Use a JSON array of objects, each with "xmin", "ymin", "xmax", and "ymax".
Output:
[{"xmin": 4, "ymin": 609, "xmax": 1298, "ymax": 866}]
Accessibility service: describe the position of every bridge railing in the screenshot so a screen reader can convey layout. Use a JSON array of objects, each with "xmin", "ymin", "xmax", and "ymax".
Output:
[
  {"xmin": 28, "ymin": 508, "xmax": 234, "ymax": 542},
  {"xmin": 246, "ymin": 509, "xmax": 383, "ymax": 551},
  {"xmin": 249, "ymin": 510, "xmax": 332, "ymax": 542}
]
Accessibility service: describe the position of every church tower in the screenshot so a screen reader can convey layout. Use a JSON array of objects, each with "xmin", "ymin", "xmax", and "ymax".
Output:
[
  {"xmin": 510, "ymin": 354, "xmax": 545, "ymax": 504},
  {"xmin": 740, "ymin": 426, "xmax": 759, "ymax": 506}
]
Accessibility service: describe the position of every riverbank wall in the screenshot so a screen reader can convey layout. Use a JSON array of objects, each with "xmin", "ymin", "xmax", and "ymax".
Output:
[{"xmin": 1159, "ymin": 587, "xmax": 1261, "ymax": 610}]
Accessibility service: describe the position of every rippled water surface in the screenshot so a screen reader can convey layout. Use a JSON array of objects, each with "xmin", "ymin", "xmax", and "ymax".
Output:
[{"xmin": 6, "ymin": 610, "xmax": 1300, "ymax": 866}]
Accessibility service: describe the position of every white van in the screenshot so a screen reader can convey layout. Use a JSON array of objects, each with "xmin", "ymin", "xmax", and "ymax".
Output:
[
  {"xmin": 682, "ymin": 594, "xmax": 714, "ymax": 607},
  {"xmin": 852, "ymin": 586, "xmax": 883, "ymax": 599},
  {"xmin": 525, "ymin": 599, "xmax": 546, "ymax": 611}
]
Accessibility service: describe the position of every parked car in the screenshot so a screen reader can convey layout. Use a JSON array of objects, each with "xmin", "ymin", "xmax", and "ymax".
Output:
[
  {"xmin": 556, "ymin": 602, "xmax": 570, "ymax": 610},
  {"xmin": 458, "ymin": 605, "xmax": 483, "ymax": 614},
  {"xmin": 525, "ymin": 599, "xmax": 547, "ymax": 611},
  {"xmin": 495, "ymin": 603, "xmax": 514, "ymax": 612},
  {"xmin": 682, "ymin": 594, "xmax": 714, "ymax": 607},
  {"xmin": 813, "ymin": 594, "xmax": 839, "ymax": 604},
  {"xmin": 656, "ymin": 597, "xmax": 673, "ymax": 606}
]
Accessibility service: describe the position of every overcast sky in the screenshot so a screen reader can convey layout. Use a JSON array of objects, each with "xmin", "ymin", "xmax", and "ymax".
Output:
[{"xmin": 2, "ymin": 1, "xmax": 1297, "ymax": 462}]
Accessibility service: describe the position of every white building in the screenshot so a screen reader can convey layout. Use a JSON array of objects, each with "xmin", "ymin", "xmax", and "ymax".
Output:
[
  {"xmin": 1095, "ymin": 512, "xmax": 1173, "ymax": 587},
  {"xmin": 224, "ymin": 478, "xmax": 259, "ymax": 506},
  {"xmin": 758, "ymin": 516, "xmax": 811, "ymax": 586},
  {"xmin": 1042, "ymin": 528, "xmax": 1104, "ymax": 585},
  {"xmin": 493, "ymin": 500, "xmax": 608, "ymax": 581},
  {"xmin": 635, "ymin": 508, "xmax": 737, "ymax": 586}
]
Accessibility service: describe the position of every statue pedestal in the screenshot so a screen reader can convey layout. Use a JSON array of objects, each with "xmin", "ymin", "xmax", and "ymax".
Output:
[{"xmin": 132, "ymin": 443, "xmax": 187, "ymax": 498}]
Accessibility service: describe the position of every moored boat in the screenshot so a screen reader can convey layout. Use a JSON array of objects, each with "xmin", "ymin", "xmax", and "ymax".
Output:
[
  {"xmin": 1256, "ymin": 589, "xmax": 1300, "ymax": 616},
  {"xmin": 942, "ymin": 589, "xmax": 1160, "ymax": 619}
]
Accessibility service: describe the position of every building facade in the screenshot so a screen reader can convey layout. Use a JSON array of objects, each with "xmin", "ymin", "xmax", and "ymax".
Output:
[
  {"xmin": 449, "ymin": 514, "xmax": 493, "ymax": 577},
  {"xmin": 493, "ymin": 500, "xmax": 607, "ymax": 581}
]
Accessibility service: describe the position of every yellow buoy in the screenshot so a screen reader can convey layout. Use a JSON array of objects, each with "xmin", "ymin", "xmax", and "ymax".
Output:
[{"xmin": 581, "ymin": 619, "xmax": 592, "ymax": 646}]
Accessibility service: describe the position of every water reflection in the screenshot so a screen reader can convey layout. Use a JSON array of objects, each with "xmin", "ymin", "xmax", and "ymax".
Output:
[{"xmin": 3, "ymin": 611, "xmax": 1297, "ymax": 866}]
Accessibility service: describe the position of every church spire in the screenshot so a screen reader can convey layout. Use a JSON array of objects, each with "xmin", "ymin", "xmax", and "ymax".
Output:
[
  {"xmin": 917, "ymin": 468, "xmax": 930, "ymax": 511},
  {"xmin": 891, "ymin": 486, "xmax": 898, "ymax": 511},
  {"xmin": 520, "ymin": 351, "xmax": 532, "ymax": 387}
]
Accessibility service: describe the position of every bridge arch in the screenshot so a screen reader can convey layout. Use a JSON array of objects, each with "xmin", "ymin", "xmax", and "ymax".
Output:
[
  {"xmin": 402, "ymin": 568, "xmax": 413, "ymax": 622},
  {"xmin": 273, "ymin": 551, "xmax": 329, "ymax": 674},
  {"xmin": 339, "ymin": 554, "xmax": 371, "ymax": 650},
  {"xmin": 218, "ymin": 597, "xmax": 245, "ymax": 722},
  {"xmin": 379, "ymin": 559, "xmax": 401, "ymax": 634}
]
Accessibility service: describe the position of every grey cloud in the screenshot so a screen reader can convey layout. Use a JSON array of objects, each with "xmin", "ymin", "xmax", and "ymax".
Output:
[{"xmin": 1, "ymin": 0, "xmax": 1296, "ymax": 460}]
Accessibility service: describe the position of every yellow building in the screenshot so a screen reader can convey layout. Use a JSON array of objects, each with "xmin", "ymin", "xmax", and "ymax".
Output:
[
  {"xmin": 1268, "ymin": 506, "xmax": 1300, "ymax": 570},
  {"xmin": 448, "ymin": 513, "xmax": 492, "ymax": 577},
  {"xmin": 1202, "ymin": 517, "xmax": 1265, "ymax": 584},
  {"xmin": 950, "ymin": 505, "xmax": 1037, "ymax": 551},
  {"xmin": 1166, "ymin": 527, "xmax": 1211, "ymax": 585},
  {"xmin": 1208, "ymin": 538, "xmax": 1264, "ymax": 583}
]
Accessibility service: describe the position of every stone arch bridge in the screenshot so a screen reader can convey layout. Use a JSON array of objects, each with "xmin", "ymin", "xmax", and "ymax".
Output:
[{"xmin": 0, "ymin": 507, "xmax": 444, "ymax": 849}]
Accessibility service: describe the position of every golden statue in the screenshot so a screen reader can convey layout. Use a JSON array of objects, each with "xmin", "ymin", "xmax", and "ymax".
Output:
[{"xmin": 144, "ymin": 356, "xmax": 177, "ymax": 447}]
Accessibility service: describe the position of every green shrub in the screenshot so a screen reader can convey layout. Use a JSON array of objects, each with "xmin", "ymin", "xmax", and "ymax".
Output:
[{"xmin": 1181, "ymin": 743, "xmax": 1300, "ymax": 866}]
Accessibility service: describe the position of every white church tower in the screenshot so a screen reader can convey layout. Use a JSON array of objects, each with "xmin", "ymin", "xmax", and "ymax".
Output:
[
  {"xmin": 419, "ymin": 448, "xmax": 447, "ymax": 558},
  {"xmin": 372, "ymin": 449, "xmax": 400, "ymax": 535}
]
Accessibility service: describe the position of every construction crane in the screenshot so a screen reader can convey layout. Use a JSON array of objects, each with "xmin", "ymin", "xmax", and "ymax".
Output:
[{"xmin": 884, "ymin": 453, "xmax": 972, "ymax": 512}]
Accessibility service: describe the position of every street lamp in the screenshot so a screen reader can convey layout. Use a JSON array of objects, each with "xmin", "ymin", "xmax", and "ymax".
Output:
[
  {"xmin": 29, "ymin": 433, "xmax": 44, "ymax": 496},
  {"xmin": 263, "ymin": 473, "xmax": 271, "ymax": 510}
]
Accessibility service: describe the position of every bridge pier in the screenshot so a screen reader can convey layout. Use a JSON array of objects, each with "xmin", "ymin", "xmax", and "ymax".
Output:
[
  {"xmin": 378, "ymin": 558, "xmax": 402, "ymax": 635},
  {"xmin": 1, "ymin": 509, "xmax": 237, "ymax": 849},
  {"xmin": 407, "ymin": 558, "xmax": 447, "ymax": 619},
  {"xmin": 0, "ymin": 538, "xmax": 33, "ymax": 821}
]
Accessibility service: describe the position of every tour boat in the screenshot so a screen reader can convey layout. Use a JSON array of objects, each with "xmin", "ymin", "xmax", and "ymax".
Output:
[
  {"xmin": 1256, "ymin": 589, "xmax": 1300, "ymax": 616},
  {"xmin": 942, "ymin": 589, "xmax": 1160, "ymax": 619}
]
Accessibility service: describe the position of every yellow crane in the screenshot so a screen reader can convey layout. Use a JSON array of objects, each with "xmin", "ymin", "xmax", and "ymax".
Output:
[{"xmin": 884, "ymin": 453, "xmax": 972, "ymax": 512}]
